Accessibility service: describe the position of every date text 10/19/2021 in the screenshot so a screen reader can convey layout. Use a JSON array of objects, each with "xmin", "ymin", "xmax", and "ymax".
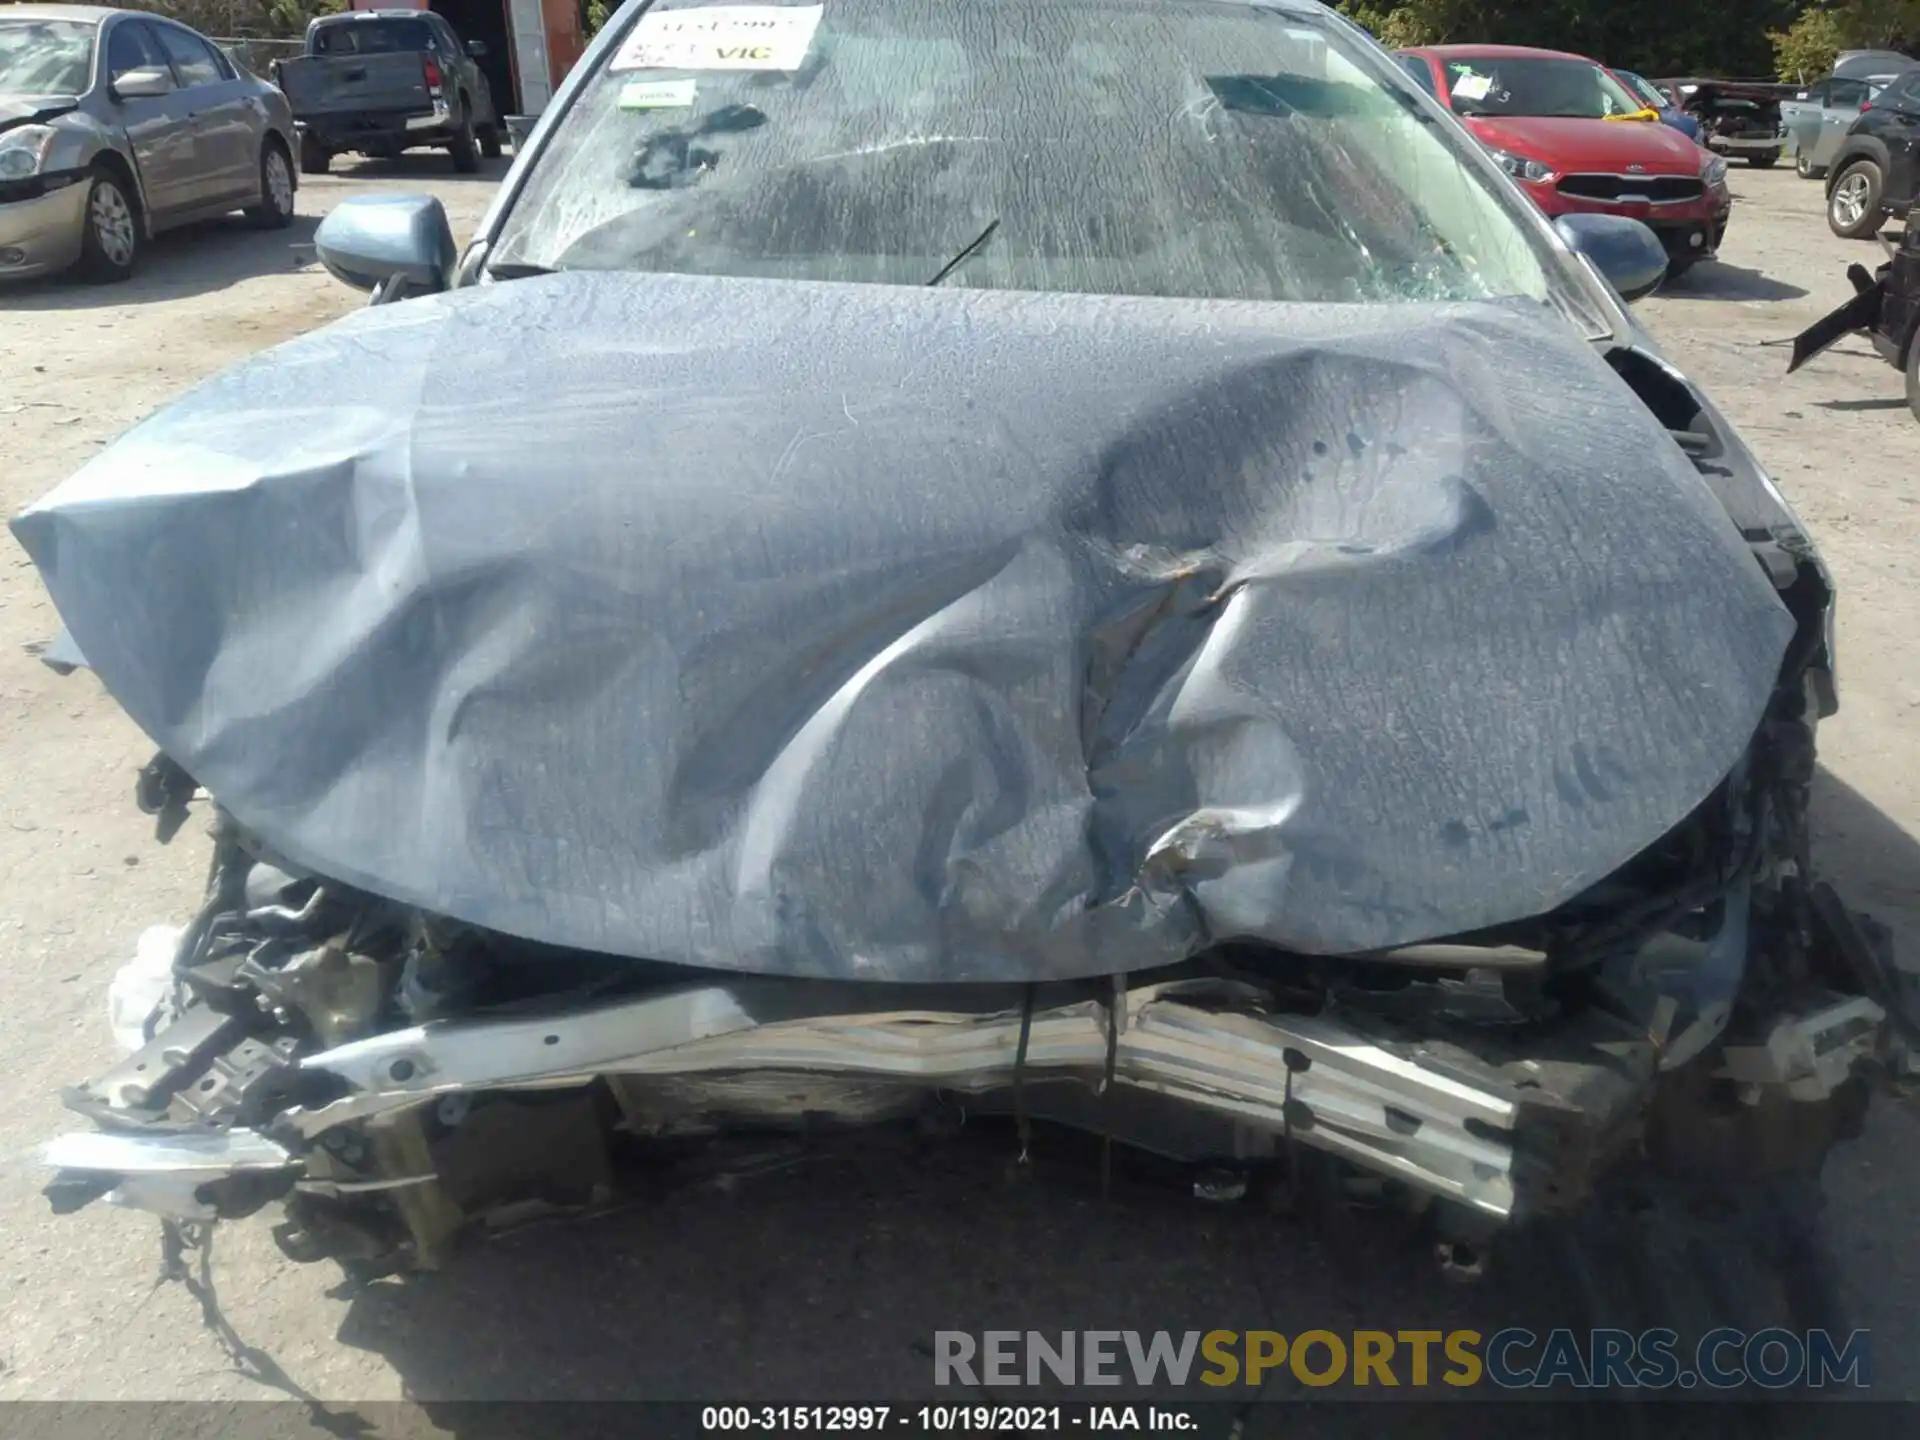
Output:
[{"xmin": 701, "ymin": 1407, "xmax": 1196, "ymax": 1432}]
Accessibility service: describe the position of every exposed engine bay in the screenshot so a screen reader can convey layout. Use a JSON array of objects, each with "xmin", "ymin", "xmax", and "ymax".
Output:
[{"xmin": 37, "ymin": 646, "xmax": 1906, "ymax": 1277}]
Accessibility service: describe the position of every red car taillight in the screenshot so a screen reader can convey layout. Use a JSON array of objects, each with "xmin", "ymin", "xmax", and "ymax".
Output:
[{"xmin": 423, "ymin": 56, "xmax": 443, "ymax": 91}]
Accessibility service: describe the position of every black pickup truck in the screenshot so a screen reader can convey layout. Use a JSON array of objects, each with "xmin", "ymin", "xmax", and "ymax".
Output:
[{"xmin": 274, "ymin": 10, "xmax": 501, "ymax": 174}]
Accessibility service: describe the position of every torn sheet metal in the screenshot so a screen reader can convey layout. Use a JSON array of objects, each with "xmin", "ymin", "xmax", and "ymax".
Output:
[
  {"xmin": 41, "ymin": 1128, "xmax": 294, "ymax": 1174},
  {"xmin": 1787, "ymin": 264, "xmax": 1887, "ymax": 374},
  {"xmin": 11, "ymin": 272, "xmax": 1795, "ymax": 981}
]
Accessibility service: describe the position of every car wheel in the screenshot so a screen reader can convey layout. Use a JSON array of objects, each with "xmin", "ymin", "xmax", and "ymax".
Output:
[
  {"xmin": 1748, "ymin": 150, "xmax": 1780, "ymax": 169},
  {"xmin": 245, "ymin": 140, "xmax": 296, "ymax": 230},
  {"xmin": 1794, "ymin": 148, "xmax": 1817, "ymax": 179},
  {"xmin": 1903, "ymin": 340, "xmax": 1920, "ymax": 425},
  {"xmin": 449, "ymin": 108, "xmax": 481, "ymax": 173},
  {"xmin": 299, "ymin": 131, "xmax": 330, "ymax": 176},
  {"xmin": 1828, "ymin": 159, "xmax": 1887, "ymax": 239},
  {"xmin": 478, "ymin": 121, "xmax": 503, "ymax": 160},
  {"xmin": 72, "ymin": 166, "xmax": 139, "ymax": 284}
]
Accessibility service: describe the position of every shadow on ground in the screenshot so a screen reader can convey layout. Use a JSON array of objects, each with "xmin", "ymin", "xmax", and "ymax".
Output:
[
  {"xmin": 0, "ymin": 214, "xmax": 322, "ymax": 310},
  {"xmin": 1661, "ymin": 264, "xmax": 1809, "ymax": 303},
  {"xmin": 323, "ymin": 155, "xmax": 512, "ymax": 187},
  {"xmin": 1812, "ymin": 766, "xmax": 1920, "ymax": 944},
  {"xmin": 1815, "ymin": 398, "xmax": 1907, "ymax": 413}
]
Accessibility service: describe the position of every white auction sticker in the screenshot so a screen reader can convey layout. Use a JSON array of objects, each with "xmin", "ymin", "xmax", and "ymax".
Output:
[
  {"xmin": 610, "ymin": 4, "xmax": 824, "ymax": 73},
  {"xmin": 1452, "ymin": 72, "xmax": 1493, "ymax": 101}
]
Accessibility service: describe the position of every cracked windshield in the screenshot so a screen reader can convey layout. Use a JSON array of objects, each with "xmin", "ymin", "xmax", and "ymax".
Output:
[
  {"xmin": 0, "ymin": 18, "xmax": 95, "ymax": 94},
  {"xmin": 491, "ymin": 0, "xmax": 1561, "ymax": 306}
]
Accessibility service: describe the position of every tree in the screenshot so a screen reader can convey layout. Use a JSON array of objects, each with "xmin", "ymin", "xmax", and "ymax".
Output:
[
  {"xmin": 1772, "ymin": 6, "xmax": 1846, "ymax": 80},
  {"xmin": 115, "ymin": 0, "xmax": 344, "ymax": 39}
]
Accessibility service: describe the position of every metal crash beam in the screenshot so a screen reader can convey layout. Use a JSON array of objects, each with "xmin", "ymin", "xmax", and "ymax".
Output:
[{"xmin": 296, "ymin": 978, "xmax": 1524, "ymax": 1217}]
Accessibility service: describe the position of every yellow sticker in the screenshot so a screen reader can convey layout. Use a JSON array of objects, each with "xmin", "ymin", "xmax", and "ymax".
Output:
[
  {"xmin": 621, "ymin": 78, "xmax": 699, "ymax": 109},
  {"xmin": 610, "ymin": 4, "xmax": 824, "ymax": 73}
]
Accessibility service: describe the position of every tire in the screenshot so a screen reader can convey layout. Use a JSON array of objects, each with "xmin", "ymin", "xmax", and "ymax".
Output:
[
  {"xmin": 449, "ymin": 106, "xmax": 480, "ymax": 173},
  {"xmin": 478, "ymin": 121, "xmax": 502, "ymax": 160},
  {"xmin": 1829, "ymin": 158, "xmax": 1887, "ymax": 239},
  {"xmin": 1794, "ymin": 147, "xmax": 1821, "ymax": 180},
  {"xmin": 244, "ymin": 140, "xmax": 296, "ymax": 230},
  {"xmin": 1903, "ymin": 337, "xmax": 1920, "ymax": 425},
  {"xmin": 299, "ymin": 131, "xmax": 330, "ymax": 176},
  {"xmin": 72, "ymin": 166, "xmax": 139, "ymax": 284},
  {"xmin": 1748, "ymin": 150, "xmax": 1781, "ymax": 169}
]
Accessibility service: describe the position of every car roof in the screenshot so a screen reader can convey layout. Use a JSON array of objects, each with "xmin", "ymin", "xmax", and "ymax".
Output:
[
  {"xmin": 1414, "ymin": 44, "xmax": 1599, "ymax": 65},
  {"xmin": 0, "ymin": 4, "xmax": 125, "ymax": 23}
]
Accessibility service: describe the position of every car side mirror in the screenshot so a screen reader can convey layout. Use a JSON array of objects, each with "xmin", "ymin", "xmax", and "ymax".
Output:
[
  {"xmin": 1554, "ymin": 213, "xmax": 1669, "ymax": 303},
  {"xmin": 466, "ymin": 39, "xmax": 487, "ymax": 57},
  {"xmin": 314, "ymin": 193, "xmax": 458, "ymax": 303},
  {"xmin": 112, "ymin": 67, "xmax": 174, "ymax": 100}
]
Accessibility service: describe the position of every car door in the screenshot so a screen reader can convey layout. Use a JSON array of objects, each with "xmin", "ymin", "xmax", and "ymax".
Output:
[
  {"xmin": 101, "ymin": 17, "xmax": 195, "ymax": 222},
  {"xmin": 1783, "ymin": 79, "xmax": 1824, "ymax": 156},
  {"xmin": 430, "ymin": 14, "xmax": 494, "ymax": 127},
  {"xmin": 425, "ymin": 14, "xmax": 477, "ymax": 123},
  {"xmin": 1816, "ymin": 77, "xmax": 1869, "ymax": 168},
  {"xmin": 150, "ymin": 21, "xmax": 254, "ymax": 207}
]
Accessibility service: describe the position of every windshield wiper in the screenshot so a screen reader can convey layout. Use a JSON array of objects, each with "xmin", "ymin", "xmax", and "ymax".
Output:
[
  {"xmin": 926, "ymin": 218, "xmax": 1000, "ymax": 286},
  {"xmin": 487, "ymin": 260, "xmax": 555, "ymax": 281}
]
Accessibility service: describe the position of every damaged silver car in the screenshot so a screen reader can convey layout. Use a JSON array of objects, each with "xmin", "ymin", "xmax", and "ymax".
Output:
[{"xmin": 15, "ymin": 0, "xmax": 1913, "ymax": 1280}]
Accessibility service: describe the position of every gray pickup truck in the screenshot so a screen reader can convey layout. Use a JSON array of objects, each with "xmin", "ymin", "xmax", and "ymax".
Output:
[{"xmin": 274, "ymin": 10, "xmax": 500, "ymax": 175}]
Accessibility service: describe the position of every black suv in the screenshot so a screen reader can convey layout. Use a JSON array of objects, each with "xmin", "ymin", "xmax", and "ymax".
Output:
[{"xmin": 1825, "ymin": 68, "xmax": 1920, "ymax": 237}]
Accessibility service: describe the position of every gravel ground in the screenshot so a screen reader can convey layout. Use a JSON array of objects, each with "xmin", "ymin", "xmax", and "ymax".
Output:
[{"xmin": 0, "ymin": 160, "xmax": 1915, "ymax": 1415}]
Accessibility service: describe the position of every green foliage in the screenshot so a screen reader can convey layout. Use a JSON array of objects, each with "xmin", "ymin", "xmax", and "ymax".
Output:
[
  {"xmin": 585, "ymin": 0, "xmax": 614, "ymax": 39},
  {"xmin": 118, "ymin": 0, "xmax": 344, "ymax": 40},
  {"xmin": 1334, "ymin": 0, "xmax": 1917, "ymax": 80},
  {"xmin": 1771, "ymin": 7, "xmax": 1846, "ymax": 80}
]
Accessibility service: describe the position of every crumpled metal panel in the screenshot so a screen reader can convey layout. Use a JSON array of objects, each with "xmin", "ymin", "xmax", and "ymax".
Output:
[{"xmin": 12, "ymin": 273, "xmax": 1795, "ymax": 981}]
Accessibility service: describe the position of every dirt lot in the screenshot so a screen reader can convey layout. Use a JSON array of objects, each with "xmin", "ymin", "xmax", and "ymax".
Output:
[{"xmin": 1, "ymin": 161, "xmax": 1917, "ymax": 1412}]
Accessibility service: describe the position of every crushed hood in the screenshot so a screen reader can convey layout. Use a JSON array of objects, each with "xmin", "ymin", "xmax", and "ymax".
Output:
[
  {"xmin": 0, "ymin": 94, "xmax": 76, "ymax": 133},
  {"xmin": 11, "ymin": 272, "xmax": 1795, "ymax": 983}
]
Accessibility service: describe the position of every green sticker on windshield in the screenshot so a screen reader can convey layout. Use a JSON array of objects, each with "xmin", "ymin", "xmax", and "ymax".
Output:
[{"xmin": 621, "ymin": 78, "xmax": 699, "ymax": 110}]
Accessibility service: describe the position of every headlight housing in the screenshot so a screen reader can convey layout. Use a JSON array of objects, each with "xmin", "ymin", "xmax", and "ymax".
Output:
[
  {"xmin": 1485, "ymin": 146, "xmax": 1556, "ymax": 183},
  {"xmin": 0, "ymin": 124, "xmax": 57, "ymax": 182},
  {"xmin": 1700, "ymin": 151, "xmax": 1729, "ymax": 187}
]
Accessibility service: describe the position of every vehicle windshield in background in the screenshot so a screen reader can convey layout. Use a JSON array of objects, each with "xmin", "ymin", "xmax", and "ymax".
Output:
[
  {"xmin": 1445, "ymin": 57, "xmax": 1645, "ymax": 119},
  {"xmin": 491, "ymin": 0, "xmax": 1561, "ymax": 308},
  {"xmin": 313, "ymin": 19, "xmax": 435, "ymax": 55},
  {"xmin": 1619, "ymin": 72, "xmax": 1670, "ymax": 111},
  {"xmin": 0, "ymin": 18, "xmax": 94, "ymax": 94}
]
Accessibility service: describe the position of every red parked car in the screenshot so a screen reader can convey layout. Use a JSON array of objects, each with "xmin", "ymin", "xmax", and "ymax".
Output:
[{"xmin": 1396, "ymin": 44, "xmax": 1732, "ymax": 276}]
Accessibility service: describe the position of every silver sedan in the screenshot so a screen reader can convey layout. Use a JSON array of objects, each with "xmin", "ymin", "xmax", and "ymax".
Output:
[{"xmin": 0, "ymin": 4, "xmax": 297, "ymax": 283}]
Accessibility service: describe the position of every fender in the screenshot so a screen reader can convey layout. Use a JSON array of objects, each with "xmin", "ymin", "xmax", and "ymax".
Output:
[{"xmin": 1826, "ymin": 132, "xmax": 1892, "ymax": 196}]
